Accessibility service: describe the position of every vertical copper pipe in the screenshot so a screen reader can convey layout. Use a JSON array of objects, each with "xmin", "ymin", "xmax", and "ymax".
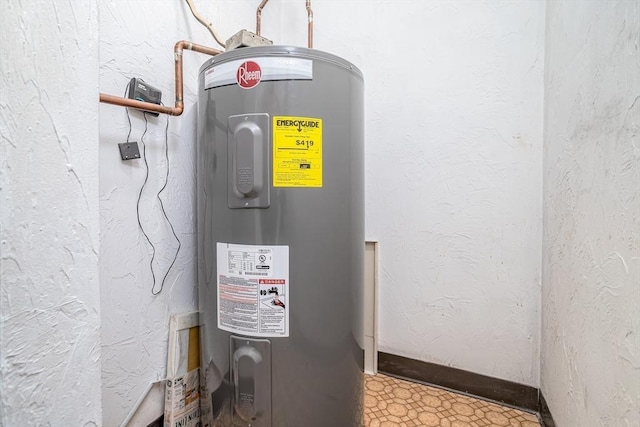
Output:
[
  {"xmin": 256, "ymin": 0, "xmax": 269, "ymax": 36},
  {"xmin": 185, "ymin": 0, "xmax": 226, "ymax": 48},
  {"xmin": 306, "ymin": 0, "xmax": 313, "ymax": 48},
  {"xmin": 99, "ymin": 40, "xmax": 221, "ymax": 116}
]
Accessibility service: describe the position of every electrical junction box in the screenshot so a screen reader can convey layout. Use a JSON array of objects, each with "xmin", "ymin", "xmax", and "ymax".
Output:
[
  {"xmin": 118, "ymin": 142, "xmax": 141, "ymax": 160},
  {"xmin": 225, "ymin": 29, "xmax": 273, "ymax": 51},
  {"xmin": 127, "ymin": 78, "xmax": 162, "ymax": 116}
]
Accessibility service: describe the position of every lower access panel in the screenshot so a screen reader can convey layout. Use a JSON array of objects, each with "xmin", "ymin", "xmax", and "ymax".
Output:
[{"xmin": 230, "ymin": 336, "xmax": 272, "ymax": 427}]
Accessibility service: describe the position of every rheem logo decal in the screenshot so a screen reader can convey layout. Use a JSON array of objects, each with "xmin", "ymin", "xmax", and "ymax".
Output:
[{"xmin": 236, "ymin": 61, "xmax": 262, "ymax": 89}]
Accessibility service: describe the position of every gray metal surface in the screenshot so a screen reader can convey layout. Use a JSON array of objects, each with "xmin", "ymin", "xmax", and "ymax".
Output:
[
  {"xmin": 197, "ymin": 46, "xmax": 364, "ymax": 427},
  {"xmin": 227, "ymin": 113, "xmax": 270, "ymax": 209},
  {"xmin": 230, "ymin": 336, "xmax": 272, "ymax": 426}
]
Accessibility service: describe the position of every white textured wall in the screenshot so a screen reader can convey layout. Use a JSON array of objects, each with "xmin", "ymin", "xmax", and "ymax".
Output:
[
  {"xmin": 1, "ymin": 1, "xmax": 550, "ymax": 423},
  {"xmin": 0, "ymin": 1, "xmax": 102, "ymax": 425},
  {"xmin": 98, "ymin": 1, "xmax": 260, "ymax": 424},
  {"xmin": 542, "ymin": 1, "xmax": 640, "ymax": 426},
  {"xmin": 283, "ymin": 0, "xmax": 545, "ymax": 385},
  {"xmin": 6, "ymin": 1, "xmax": 637, "ymax": 423},
  {"xmin": 99, "ymin": 2, "xmax": 545, "ymax": 420}
]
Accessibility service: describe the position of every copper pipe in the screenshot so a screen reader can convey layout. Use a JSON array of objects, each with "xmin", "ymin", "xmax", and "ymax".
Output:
[
  {"xmin": 184, "ymin": 0, "xmax": 226, "ymax": 48},
  {"xmin": 306, "ymin": 0, "xmax": 313, "ymax": 49},
  {"xmin": 256, "ymin": 0, "xmax": 269, "ymax": 36},
  {"xmin": 99, "ymin": 40, "xmax": 221, "ymax": 117}
]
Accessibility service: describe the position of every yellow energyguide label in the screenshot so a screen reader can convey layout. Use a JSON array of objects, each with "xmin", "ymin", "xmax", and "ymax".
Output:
[{"xmin": 273, "ymin": 116, "xmax": 323, "ymax": 187}]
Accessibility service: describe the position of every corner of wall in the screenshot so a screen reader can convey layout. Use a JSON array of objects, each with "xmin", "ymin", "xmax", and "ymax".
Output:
[
  {"xmin": 540, "ymin": 1, "xmax": 640, "ymax": 425},
  {"xmin": 0, "ymin": 0, "xmax": 102, "ymax": 425}
]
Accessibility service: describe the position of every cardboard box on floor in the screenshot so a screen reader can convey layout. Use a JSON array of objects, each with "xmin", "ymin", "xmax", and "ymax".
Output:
[{"xmin": 164, "ymin": 312, "xmax": 201, "ymax": 427}]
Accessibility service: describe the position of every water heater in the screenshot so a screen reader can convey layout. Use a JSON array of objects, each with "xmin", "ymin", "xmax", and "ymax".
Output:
[{"xmin": 196, "ymin": 46, "xmax": 364, "ymax": 427}]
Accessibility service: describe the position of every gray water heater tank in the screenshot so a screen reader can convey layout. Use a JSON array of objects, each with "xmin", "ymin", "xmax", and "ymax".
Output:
[{"xmin": 196, "ymin": 46, "xmax": 365, "ymax": 427}]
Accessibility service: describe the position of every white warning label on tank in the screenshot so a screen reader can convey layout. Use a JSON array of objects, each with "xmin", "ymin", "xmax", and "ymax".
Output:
[{"xmin": 216, "ymin": 242, "xmax": 289, "ymax": 337}]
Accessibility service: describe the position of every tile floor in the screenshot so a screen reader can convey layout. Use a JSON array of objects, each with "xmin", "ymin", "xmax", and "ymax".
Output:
[{"xmin": 364, "ymin": 374, "xmax": 541, "ymax": 427}]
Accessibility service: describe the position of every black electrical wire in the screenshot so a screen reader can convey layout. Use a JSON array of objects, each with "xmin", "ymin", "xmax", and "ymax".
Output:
[
  {"xmin": 126, "ymin": 98, "xmax": 181, "ymax": 295},
  {"xmin": 124, "ymin": 81, "xmax": 133, "ymax": 144},
  {"xmin": 152, "ymin": 110, "xmax": 182, "ymax": 295},
  {"xmin": 125, "ymin": 83, "xmax": 159, "ymax": 290},
  {"xmin": 136, "ymin": 112, "xmax": 158, "ymax": 291}
]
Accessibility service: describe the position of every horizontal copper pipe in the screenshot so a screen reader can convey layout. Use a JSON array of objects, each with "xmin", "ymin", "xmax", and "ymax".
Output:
[
  {"xmin": 99, "ymin": 93, "xmax": 176, "ymax": 115},
  {"xmin": 257, "ymin": 0, "xmax": 269, "ymax": 36},
  {"xmin": 99, "ymin": 40, "xmax": 221, "ymax": 117}
]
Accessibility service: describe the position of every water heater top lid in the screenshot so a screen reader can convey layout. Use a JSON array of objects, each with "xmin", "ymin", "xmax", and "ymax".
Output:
[{"xmin": 198, "ymin": 45, "xmax": 363, "ymax": 81}]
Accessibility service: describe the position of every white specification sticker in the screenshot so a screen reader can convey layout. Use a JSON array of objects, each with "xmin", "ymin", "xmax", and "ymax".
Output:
[{"xmin": 217, "ymin": 242, "xmax": 289, "ymax": 337}]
